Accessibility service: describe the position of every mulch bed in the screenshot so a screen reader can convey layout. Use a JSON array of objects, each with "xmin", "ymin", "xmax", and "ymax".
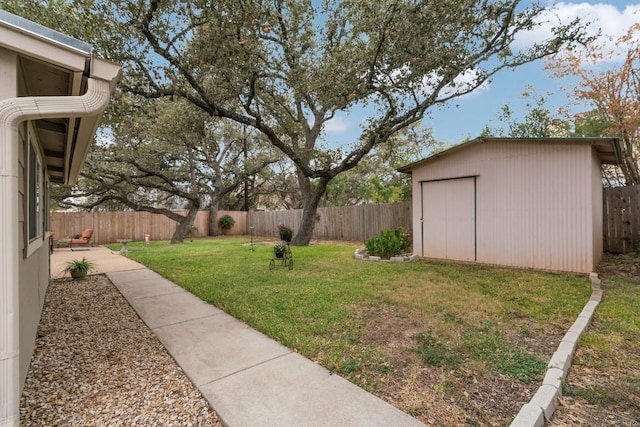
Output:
[{"xmin": 20, "ymin": 275, "xmax": 221, "ymax": 426}]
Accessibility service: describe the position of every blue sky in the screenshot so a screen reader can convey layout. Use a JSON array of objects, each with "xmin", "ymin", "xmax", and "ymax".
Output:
[{"xmin": 323, "ymin": 1, "xmax": 640, "ymax": 147}]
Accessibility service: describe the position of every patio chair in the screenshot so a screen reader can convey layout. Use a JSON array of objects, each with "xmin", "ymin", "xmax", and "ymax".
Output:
[{"xmin": 69, "ymin": 229, "xmax": 94, "ymax": 251}]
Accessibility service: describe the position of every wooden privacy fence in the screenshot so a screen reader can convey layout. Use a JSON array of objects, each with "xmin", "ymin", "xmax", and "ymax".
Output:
[
  {"xmin": 50, "ymin": 210, "xmax": 246, "ymax": 245},
  {"xmin": 50, "ymin": 203, "xmax": 412, "ymax": 245},
  {"xmin": 50, "ymin": 191, "xmax": 638, "ymax": 251},
  {"xmin": 603, "ymin": 185, "xmax": 640, "ymax": 253},
  {"xmin": 247, "ymin": 203, "xmax": 412, "ymax": 242}
]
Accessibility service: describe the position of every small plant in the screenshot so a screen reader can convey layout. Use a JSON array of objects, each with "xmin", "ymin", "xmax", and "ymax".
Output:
[
  {"xmin": 62, "ymin": 257, "xmax": 96, "ymax": 279},
  {"xmin": 364, "ymin": 227, "xmax": 411, "ymax": 259},
  {"xmin": 219, "ymin": 215, "xmax": 235, "ymax": 231},
  {"xmin": 414, "ymin": 332, "xmax": 460, "ymax": 369},
  {"xmin": 273, "ymin": 243, "xmax": 287, "ymax": 258},
  {"xmin": 339, "ymin": 358, "xmax": 361, "ymax": 375},
  {"xmin": 495, "ymin": 351, "xmax": 546, "ymax": 383},
  {"xmin": 277, "ymin": 224, "xmax": 293, "ymax": 242}
]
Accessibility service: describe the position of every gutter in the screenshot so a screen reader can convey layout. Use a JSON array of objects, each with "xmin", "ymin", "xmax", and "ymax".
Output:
[{"xmin": 0, "ymin": 77, "xmax": 112, "ymax": 427}]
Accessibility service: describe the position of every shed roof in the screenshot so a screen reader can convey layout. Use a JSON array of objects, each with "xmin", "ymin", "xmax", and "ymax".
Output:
[{"xmin": 398, "ymin": 137, "xmax": 622, "ymax": 174}]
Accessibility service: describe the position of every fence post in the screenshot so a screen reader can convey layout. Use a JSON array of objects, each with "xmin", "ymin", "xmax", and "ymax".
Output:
[{"xmin": 603, "ymin": 185, "xmax": 640, "ymax": 253}]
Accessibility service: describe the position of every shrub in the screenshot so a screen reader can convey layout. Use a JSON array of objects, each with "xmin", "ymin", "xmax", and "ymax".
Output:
[
  {"xmin": 364, "ymin": 227, "xmax": 411, "ymax": 259},
  {"xmin": 277, "ymin": 224, "xmax": 293, "ymax": 242},
  {"xmin": 219, "ymin": 214, "xmax": 235, "ymax": 230}
]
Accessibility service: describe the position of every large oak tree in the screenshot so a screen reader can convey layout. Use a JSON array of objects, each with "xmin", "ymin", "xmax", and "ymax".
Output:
[
  {"xmin": 61, "ymin": 98, "xmax": 276, "ymax": 243},
  {"xmin": 4, "ymin": 0, "xmax": 590, "ymax": 244}
]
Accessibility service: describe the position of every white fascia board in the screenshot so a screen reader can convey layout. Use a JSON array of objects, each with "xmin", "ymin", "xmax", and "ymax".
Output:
[{"xmin": 0, "ymin": 25, "xmax": 88, "ymax": 73}]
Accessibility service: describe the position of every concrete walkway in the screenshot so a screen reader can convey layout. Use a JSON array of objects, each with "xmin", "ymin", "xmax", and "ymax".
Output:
[
  {"xmin": 51, "ymin": 247, "xmax": 424, "ymax": 426},
  {"xmin": 49, "ymin": 245, "xmax": 146, "ymax": 278}
]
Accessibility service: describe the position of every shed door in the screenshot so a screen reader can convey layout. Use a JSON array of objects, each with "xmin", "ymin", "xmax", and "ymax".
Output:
[{"xmin": 421, "ymin": 178, "xmax": 476, "ymax": 261}]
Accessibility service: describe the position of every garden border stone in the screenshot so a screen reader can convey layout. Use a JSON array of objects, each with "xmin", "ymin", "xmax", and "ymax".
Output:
[
  {"xmin": 510, "ymin": 272, "xmax": 603, "ymax": 426},
  {"xmin": 354, "ymin": 248, "xmax": 419, "ymax": 263}
]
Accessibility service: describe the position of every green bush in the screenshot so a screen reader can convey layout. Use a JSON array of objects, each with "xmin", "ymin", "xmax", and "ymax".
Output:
[
  {"xmin": 219, "ymin": 214, "xmax": 235, "ymax": 230},
  {"xmin": 277, "ymin": 224, "xmax": 293, "ymax": 242},
  {"xmin": 364, "ymin": 227, "xmax": 411, "ymax": 259},
  {"xmin": 273, "ymin": 243, "xmax": 287, "ymax": 258}
]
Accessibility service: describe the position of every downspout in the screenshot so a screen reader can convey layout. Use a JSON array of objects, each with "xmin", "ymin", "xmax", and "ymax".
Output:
[{"xmin": 0, "ymin": 77, "xmax": 112, "ymax": 427}]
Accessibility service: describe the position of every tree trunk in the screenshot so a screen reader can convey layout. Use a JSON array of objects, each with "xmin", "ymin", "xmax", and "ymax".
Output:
[
  {"xmin": 208, "ymin": 201, "xmax": 220, "ymax": 237},
  {"xmin": 291, "ymin": 174, "xmax": 328, "ymax": 246},
  {"xmin": 620, "ymin": 137, "xmax": 640, "ymax": 185},
  {"xmin": 170, "ymin": 206, "xmax": 199, "ymax": 244}
]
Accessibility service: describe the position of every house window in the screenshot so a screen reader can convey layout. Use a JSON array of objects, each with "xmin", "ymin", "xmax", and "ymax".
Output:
[
  {"xmin": 25, "ymin": 125, "xmax": 45, "ymax": 257},
  {"xmin": 28, "ymin": 142, "xmax": 41, "ymax": 240}
]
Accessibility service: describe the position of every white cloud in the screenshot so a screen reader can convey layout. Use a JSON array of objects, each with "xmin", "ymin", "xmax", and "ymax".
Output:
[
  {"xmin": 515, "ymin": 2, "xmax": 640, "ymax": 62},
  {"xmin": 323, "ymin": 116, "xmax": 352, "ymax": 134},
  {"xmin": 419, "ymin": 68, "xmax": 490, "ymax": 101},
  {"xmin": 416, "ymin": 3, "xmax": 639, "ymax": 102},
  {"xmin": 441, "ymin": 69, "xmax": 491, "ymax": 99}
]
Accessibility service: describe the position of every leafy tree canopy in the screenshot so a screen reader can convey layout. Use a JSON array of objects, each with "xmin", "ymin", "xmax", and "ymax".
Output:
[
  {"xmin": 481, "ymin": 92, "xmax": 569, "ymax": 138},
  {"xmin": 547, "ymin": 21, "xmax": 640, "ymax": 185},
  {"xmin": 3, "ymin": 0, "xmax": 592, "ymax": 243}
]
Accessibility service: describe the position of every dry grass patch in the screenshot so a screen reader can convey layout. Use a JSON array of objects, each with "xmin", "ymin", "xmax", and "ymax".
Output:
[{"xmin": 549, "ymin": 252, "xmax": 640, "ymax": 426}]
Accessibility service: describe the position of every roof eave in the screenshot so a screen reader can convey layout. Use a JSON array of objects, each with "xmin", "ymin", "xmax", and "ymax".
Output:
[
  {"xmin": 0, "ymin": 10, "xmax": 121, "ymax": 186},
  {"xmin": 66, "ymin": 58, "xmax": 121, "ymax": 185},
  {"xmin": 398, "ymin": 137, "xmax": 623, "ymax": 174}
]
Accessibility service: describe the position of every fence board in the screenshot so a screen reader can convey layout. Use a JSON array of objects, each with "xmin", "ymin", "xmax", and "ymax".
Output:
[
  {"xmin": 603, "ymin": 185, "xmax": 640, "ymax": 253},
  {"xmin": 51, "ymin": 188, "xmax": 638, "ymax": 253},
  {"xmin": 247, "ymin": 202, "xmax": 412, "ymax": 242},
  {"xmin": 51, "ymin": 203, "xmax": 414, "ymax": 245},
  {"xmin": 50, "ymin": 210, "xmax": 246, "ymax": 245}
]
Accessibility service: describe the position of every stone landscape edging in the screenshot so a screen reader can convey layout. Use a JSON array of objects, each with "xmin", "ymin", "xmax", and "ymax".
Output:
[
  {"xmin": 354, "ymin": 248, "xmax": 420, "ymax": 263},
  {"xmin": 510, "ymin": 272, "xmax": 603, "ymax": 427}
]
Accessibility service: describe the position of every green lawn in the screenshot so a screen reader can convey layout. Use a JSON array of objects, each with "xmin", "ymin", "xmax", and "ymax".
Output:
[
  {"xmin": 112, "ymin": 236, "xmax": 634, "ymax": 424},
  {"xmin": 560, "ymin": 254, "xmax": 640, "ymax": 421},
  {"xmin": 116, "ymin": 237, "xmax": 589, "ymax": 372}
]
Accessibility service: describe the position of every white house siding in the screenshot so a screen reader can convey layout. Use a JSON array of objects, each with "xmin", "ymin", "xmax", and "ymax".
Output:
[
  {"xmin": 1, "ymin": 13, "xmax": 121, "ymax": 424},
  {"xmin": 410, "ymin": 139, "xmax": 600, "ymax": 273},
  {"xmin": 18, "ymin": 242, "xmax": 50, "ymax": 391},
  {"xmin": 17, "ymin": 121, "xmax": 50, "ymax": 391}
]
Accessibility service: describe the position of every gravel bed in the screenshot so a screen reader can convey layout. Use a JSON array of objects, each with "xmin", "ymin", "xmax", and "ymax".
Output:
[{"xmin": 20, "ymin": 275, "xmax": 222, "ymax": 426}]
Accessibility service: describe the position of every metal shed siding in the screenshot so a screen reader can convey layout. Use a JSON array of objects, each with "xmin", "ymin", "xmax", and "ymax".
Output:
[
  {"xmin": 411, "ymin": 140, "xmax": 599, "ymax": 273},
  {"xmin": 591, "ymin": 149, "xmax": 604, "ymax": 269}
]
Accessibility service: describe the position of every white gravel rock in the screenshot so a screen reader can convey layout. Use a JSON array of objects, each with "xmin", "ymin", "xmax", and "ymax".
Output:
[{"xmin": 20, "ymin": 275, "xmax": 222, "ymax": 426}]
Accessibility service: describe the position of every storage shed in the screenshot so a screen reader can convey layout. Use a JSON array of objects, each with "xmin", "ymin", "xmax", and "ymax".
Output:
[{"xmin": 398, "ymin": 137, "xmax": 621, "ymax": 274}]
